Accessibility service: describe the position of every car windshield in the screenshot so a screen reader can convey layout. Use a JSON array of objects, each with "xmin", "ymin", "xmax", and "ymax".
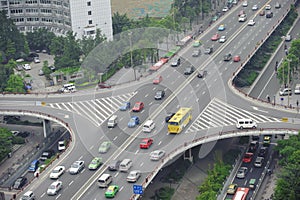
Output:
[
  {"xmin": 134, "ymin": 104, "xmax": 139, "ymax": 108},
  {"xmin": 141, "ymin": 141, "xmax": 147, "ymax": 144},
  {"xmin": 91, "ymin": 159, "xmax": 98, "ymax": 164},
  {"xmin": 101, "ymin": 143, "xmax": 107, "ymax": 148},
  {"xmin": 49, "ymin": 185, "xmax": 56, "ymax": 189},
  {"xmin": 52, "ymin": 169, "xmax": 60, "ymax": 173},
  {"xmin": 71, "ymin": 164, "xmax": 79, "ymax": 168},
  {"xmin": 129, "ymin": 118, "xmax": 135, "ymax": 123}
]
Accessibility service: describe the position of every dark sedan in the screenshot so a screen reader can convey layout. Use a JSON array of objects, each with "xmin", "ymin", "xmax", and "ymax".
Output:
[{"xmin": 13, "ymin": 177, "xmax": 27, "ymax": 189}]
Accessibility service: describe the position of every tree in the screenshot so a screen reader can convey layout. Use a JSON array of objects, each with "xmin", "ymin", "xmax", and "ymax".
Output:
[
  {"xmin": 0, "ymin": 127, "xmax": 13, "ymax": 162},
  {"xmin": 5, "ymin": 74, "xmax": 25, "ymax": 93},
  {"xmin": 112, "ymin": 12, "xmax": 132, "ymax": 35}
]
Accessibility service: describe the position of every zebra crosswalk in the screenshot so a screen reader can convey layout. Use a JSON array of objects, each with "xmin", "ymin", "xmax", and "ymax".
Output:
[
  {"xmin": 48, "ymin": 92, "xmax": 136, "ymax": 126},
  {"xmin": 186, "ymin": 98, "xmax": 281, "ymax": 133}
]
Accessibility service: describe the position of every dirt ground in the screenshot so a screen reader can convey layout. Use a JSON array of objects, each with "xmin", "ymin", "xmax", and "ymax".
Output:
[{"xmin": 111, "ymin": 0, "xmax": 173, "ymax": 18}]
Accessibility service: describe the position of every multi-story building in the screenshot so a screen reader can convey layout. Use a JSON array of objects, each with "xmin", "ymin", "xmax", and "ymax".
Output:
[{"xmin": 0, "ymin": 0, "xmax": 113, "ymax": 40}]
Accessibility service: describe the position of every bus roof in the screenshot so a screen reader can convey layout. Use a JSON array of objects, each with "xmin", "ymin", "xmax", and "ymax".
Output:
[
  {"xmin": 169, "ymin": 107, "xmax": 191, "ymax": 123},
  {"xmin": 233, "ymin": 187, "xmax": 249, "ymax": 200}
]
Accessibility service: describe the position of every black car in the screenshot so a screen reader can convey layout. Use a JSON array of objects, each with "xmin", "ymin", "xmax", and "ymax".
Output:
[
  {"xmin": 224, "ymin": 53, "xmax": 232, "ymax": 61},
  {"xmin": 197, "ymin": 70, "xmax": 208, "ymax": 78},
  {"xmin": 40, "ymin": 150, "xmax": 55, "ymax": 161},
  {"xmin": 184, "ymin": 66, "xmax": 195, "ymax": 75},
  {"xmin": 13, "ymin": 177, "xmax": 27, "ymax": 190},
  {"xmin": 108, "ymin": 160, "xmax": 121, "ymax": 171},
  {"xmin": 248, "ymin": 141, "xmax": 259, "ymax": 153},
  {"xmin": 204, "ymin": 47, "xmax": 213, "ymax": 54},
  {"xmin": 171, "ymin": 58, "xmax": 181, "ymax": 67},
  {"xmin": 154, "ymin": 90, "xmax": 165, "ymax": 100},
  {"xmin": 258, "ymin": 147, "xmax": 268, "ymax": 157},
  {"xmin": 165, "ymin": 113, "xmax": 175, "ymax": 122},
  {"xmin": 266, "ymin": 11, "xmax": 273, "ymax": 18}
]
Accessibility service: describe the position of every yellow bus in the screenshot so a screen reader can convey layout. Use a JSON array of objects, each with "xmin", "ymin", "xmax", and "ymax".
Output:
[{"xmin": 168, "ymin": 107, "xmax": 192, "ymax": 134}]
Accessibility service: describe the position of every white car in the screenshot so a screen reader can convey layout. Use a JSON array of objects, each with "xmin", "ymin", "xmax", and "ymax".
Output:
[
  {"xmin": 248, "ymin": 19, "xmax": 256, "ymax": 26},
  {"xmin": 219, "ymin": 36, "xmax": 226, "ymax": 43},
  {"xmin": 20, "ymin": 191, "xmax": 35, "ymax": 200},
  {"xmin": 47, "ymin": 180, "xmax": 62, "ymax": 196},
  {"xmin": 265, "ymin": 4, "xmax": 271, "ymax": 10},
  {"xmin": 69, "ymin": 160, "xmax": 85, "ymax": 174},
  {"xmin": 50, "ymin": 166, "xmax": 65, "ymax": 179},
  {"xmin": 23, "ymin": 64, "xmax": 31, "ymax": 70},
  {"xmin": 222, "ymin": 7, "xmax": 229, "ymax": 12},
  {"xmin": 58, "ymin": 141, "xmax": 65, "ymax": 151},
  {"xmin": 252, "ymin": 4, "xmax": 258, "ymax": 10},
  {"xmin": 238, "ymin": 14, "xmax": 247, "ymax": 22},
  {"xmin": 242, "ymin": 1, "xmax": 248, "ymax": 7},
  {"xmin": 34, "ymin": 57, "xmax": 40, "ymax": 63},
  {"xmin": 150, "ymin": 150, "xmax": 166, "ymax": 161},
  {"xmin": 126, "ymin": 170, "xmax": 141, "ymax": 182}
]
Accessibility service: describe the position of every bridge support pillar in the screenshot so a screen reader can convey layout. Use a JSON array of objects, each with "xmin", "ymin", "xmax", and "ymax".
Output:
[
  {"xmin": 43, "ymin": 119, "xmax": 51, "ymax": 138},
  {"xmin": 183, "ymin": 149, "xmax": 193, "ymax": 163}
]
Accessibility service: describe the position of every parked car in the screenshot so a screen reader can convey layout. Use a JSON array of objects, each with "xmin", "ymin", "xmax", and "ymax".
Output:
[
  {"xmin": 47, "ymin": 180, "xmax": 62, "ymax": 196},
  {"xmin": 23, "ymin": 64, "xmax": 31, "ymax": 70},
  {"xmin": 34, "ymin": 57, "xmax": 40, "ymax": 63},
  {"xmin": 119, "ymin": 102, "xmax": 130, "ymax": 111},
  {"xmin": 279, "ymin": 88, "xmax": 292, "ymax": 96},
  {"xmin": 40, "ymin": 150, "xmax": 55, "ymax": 161},
  {"xmin": 98, "ymin": 82, "xmax": 111, "ymax": 89},
  {"xmin": 16, "ymin": 65, "xmax": 23, "ymax": 71},
  {"xmin": 126, "ymin": 170, "xmax": 141, "ymax": 182},
  {"xmin": 49, "ymin": 166, "xmax": 65, "ymax": 179},
  {"xmin": 12, "ymin": 177, "xmax": 27, "ymax": 189},
  {"xmin": 132, "ymin": 102, "xmax": 144, "ymax": 112},
  {"xmin": 222, "ymin": 7, "xmax": 229, "ymax": 12},
  {"xmin": 128, "ymin": 116, "xmax": 140, "ymax": 128},
  {"xmin": 69, "ymin": 160, "xmax": 85, "ymax": 174},
  {"xmin": 58, "ymin": 141, "xmax": 66, "ymax": 151}
]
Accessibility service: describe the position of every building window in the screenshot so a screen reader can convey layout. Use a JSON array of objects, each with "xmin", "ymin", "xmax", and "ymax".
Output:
[
  {"xmin": 88, "ymin": 20, "xmax": 92, "ymax": 25},
  {"xmin": 87, "ymin": 1, "xmax": 91, "ymax": 6},
  {"xmin": 88, "ymin": 11, "xmax": 91, "ymax": 15}
]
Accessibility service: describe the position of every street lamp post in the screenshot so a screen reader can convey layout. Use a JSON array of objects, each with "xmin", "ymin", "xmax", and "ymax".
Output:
[{"xmin": 287, "ymin": 59, "xmax": 291, "ymax": 107}]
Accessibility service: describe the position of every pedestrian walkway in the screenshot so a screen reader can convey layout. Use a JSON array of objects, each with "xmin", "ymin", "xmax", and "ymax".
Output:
[
  {"xmin": 48, "ymin": 92, "xmax": 137, "ymax": 126},
  {"xmin": 186, "ymin": 98, "xmax": 280, "ymax": 133}
]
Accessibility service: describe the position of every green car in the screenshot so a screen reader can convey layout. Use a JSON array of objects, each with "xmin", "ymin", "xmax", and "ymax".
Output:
[
  {"xmin": 88, "ymin": 157, "xmax": 102, "ymax": 170},
  {"xmin": 99, "ymin": 141, "xmax": 111, "ymax": 153},
  {"xmin": 193, "ymin": 40, "xmax": 201, "ymax": 47},
  {"xmin": 105, "ymin": 185, "xmax": 119, "ymax": 198}
]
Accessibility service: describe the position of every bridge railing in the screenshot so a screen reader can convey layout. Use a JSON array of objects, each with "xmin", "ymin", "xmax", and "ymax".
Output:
[{"xmin": 130, "ymin": 128, "xmax": 298, "ymax": 199}]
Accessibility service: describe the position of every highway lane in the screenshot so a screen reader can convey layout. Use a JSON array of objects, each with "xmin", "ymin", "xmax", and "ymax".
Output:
[{"xmin": 2, "ymin": 0, "xmax": 298, "ymax": 200}]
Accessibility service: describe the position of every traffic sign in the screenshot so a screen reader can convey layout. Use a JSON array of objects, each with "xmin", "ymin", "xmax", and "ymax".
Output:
[{"xmin": 133, "ymin": 185, "xmax": 143, "ymax": 194}]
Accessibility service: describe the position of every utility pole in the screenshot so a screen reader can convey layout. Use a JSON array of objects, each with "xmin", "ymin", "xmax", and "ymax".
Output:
[{"xmin": 287, "ymin": 59, "xmax": 291, "ymax": 107}]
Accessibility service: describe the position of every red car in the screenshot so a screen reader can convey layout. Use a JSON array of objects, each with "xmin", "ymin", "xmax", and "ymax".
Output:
[
  {"xmin": 153, "ymin": 75, "xmax": 163, "ymax": 84},
  {"xmin": 98, "ymin": 82, "xmax": 111, "ymax": 89},
  {"xmin": 140, "ymin": 138, "xmax": 153, "ymax": 149},
  {"xmin": 233, "ymin": 55, "xmax": 241, "ymax": 62},
  {"xmin": 132, "ymin": 102, "xmax": 144, "ymax": 112},
  {"xmin": 211, "ymin": 34, "xmax": 220, "ymax": 41},
  {"xmin": 242, "ymin": 152, "xmax": 254, "ymax": 163}
]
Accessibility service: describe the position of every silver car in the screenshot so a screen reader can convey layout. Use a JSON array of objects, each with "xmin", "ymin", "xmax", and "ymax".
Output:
[
  {"xmin": 236, "ymin": 167, "xmax": 248, "ymax": 178},
  {"xmin": 47, "ymin": 180, "xmax": 62, "ymax": 196},
  {"xmin": 69, "ymin": 160, "xmax": 84, "ymax": 174},
  {"xmin": 126, "ymin": 170, "xmax": 141, "ymax": 182},
  {"xmin": 150, "ymin": 150, "xmax": 165, "ymax": 161}
]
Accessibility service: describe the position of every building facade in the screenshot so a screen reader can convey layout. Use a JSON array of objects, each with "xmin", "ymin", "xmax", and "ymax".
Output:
[{"xmin": 0, "ymin": 0, "xmax": 113, "ymax": 40}]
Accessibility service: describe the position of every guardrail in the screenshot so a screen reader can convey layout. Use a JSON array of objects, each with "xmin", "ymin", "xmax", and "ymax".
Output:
[{"xmin": 130, "ymin": 128, "xmax": 298, "ymax": 199}]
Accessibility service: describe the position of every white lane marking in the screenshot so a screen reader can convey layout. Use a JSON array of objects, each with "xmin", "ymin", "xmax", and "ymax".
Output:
[
  {"xmin": 252, "ymin": 106, "xmax": 268, "ymax": 113},
  {"xmin": 114, "ymin": 172, "xmax": 119, "ymax": 177},
  {"xmin": 89, "ymin": 145, "xmax": 94, "ymax": 150},
  {"xmin": 113, "ymin": 136, "xmax": 117, "ymax": 141},
  {"xmin": 41, "ymin": 193, "xmax": 45, "ymax": 198},
  {"xmin": 158, "ymin": 141, "xmax": 162, "ymax": 146},
  {"xmin": 149, "ymin": 102, "xmax": 153, "ymax": 105},
  {"xmin": 135, "ymin": 150, "xmax": 139, "ymax": 154},
  {"xmin": 120, "ymin": 186, "xmax": 124, "ymax": 191},
  {"xmin": 202, "ymin": 91, "xmax": 206, "ymax": 95},
  {"xmin": 56, "ymin": 194, "xmax": 61, "ymax": 199},
  {"xmin": 81, "ymin": 169, "xmax": 85, "ymax": 173},
  {"xmin": 141, "ymin": 110, "xmax": 145, "ymax": 113},
  {"xmin": 69, "ymin": 181, "xmax": 74, "ymax": 186},
  {"xmin": 140, "ymin": 162, "xmax": 144, "ymax": 167},
  {"xmin": 145, "ymin": 94, "xmax": 149, "ymax": 97},
  {"xmin": 152, "ymin": 87, "xmax": 156, "ymax": 91},
  {"xmin": 79, "ymin": 156, "xmax": 83, "ymax": 160}
]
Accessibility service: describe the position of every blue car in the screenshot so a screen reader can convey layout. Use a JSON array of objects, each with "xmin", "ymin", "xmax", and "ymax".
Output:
[
  {"xmin": 128, "ymin": 116, "xmax": 140, "ymax": 128},
  {"xmin": 120, "ymin": 102, "xmax": 130, "ymax": 111},
  {"xmin": 28, "ymin": 159, "xmax": 39, "ymax": 172},
  {"xmin": 218, "ymin": 24, "xmax": 225, "ymax": 31}
]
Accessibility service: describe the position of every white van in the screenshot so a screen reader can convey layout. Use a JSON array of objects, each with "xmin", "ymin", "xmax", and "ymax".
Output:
[
  {"xmin": 60, "ymin": 83, "xmax": 76, "ymax": 93},
  {"xmin": 143, "ymin": 120, "xmax": 155, "ymax": 133},
  {"xmin": 107, "ymin": 115, "xmax": 118, "ymax": 128},
  {"xmin": 236, "ymin": 119, "xmax": 257, "ymax": 129},
  {"xmin": 294, "ymin": 84, "xmax": 300, "ymax": 94},
  {"xmin": 98, "ymin": 173, "xmax": 112, "ymax": 188},
  {"xmin": 119, "ymin": 159, "xmax": 132, "ymax": 172}
]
